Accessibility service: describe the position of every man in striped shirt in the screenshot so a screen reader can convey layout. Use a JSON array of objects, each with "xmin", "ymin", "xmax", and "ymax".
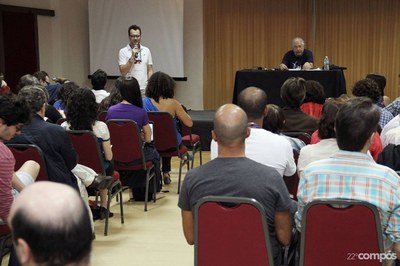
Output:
[
  {"xmin": 296, "ymin": 97, "xmax": 400, "ymax": 264},
  {"xmin": 0, "ymin": 94, "xmax": 39, "ymax": 225}
]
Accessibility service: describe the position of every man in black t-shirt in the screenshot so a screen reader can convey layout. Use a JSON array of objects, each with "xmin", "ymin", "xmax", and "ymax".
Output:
[{"xmin": 279, "ymin": 37, "xmax": 314, "ymax": 70}]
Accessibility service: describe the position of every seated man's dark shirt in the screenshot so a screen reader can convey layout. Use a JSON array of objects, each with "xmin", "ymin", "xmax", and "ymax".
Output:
[
  {"xmin": 7, "ymin": 113, "xmax": 78, "ymax": 190},
  {"xmin": 178, "ymin": 157, "xmax": 292, "ymax": 266},
  {"xmin": 281, "ymin": 49, "xmax": 314, "ymax": 69}
]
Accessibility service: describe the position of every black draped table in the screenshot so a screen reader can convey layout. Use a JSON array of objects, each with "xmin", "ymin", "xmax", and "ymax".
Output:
[
  {"xmin": 187, "ymin": 110, "xmax": 215, "ymax": 151},
  {"xmin": 233, "ymin": 69, "xmax": 347, "ymax": 107}
]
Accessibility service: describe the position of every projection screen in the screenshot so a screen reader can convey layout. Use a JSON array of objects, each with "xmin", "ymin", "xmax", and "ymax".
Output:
[{"xmin": 88, "ymin": 0, "xmax": 184, "ymax": 78}]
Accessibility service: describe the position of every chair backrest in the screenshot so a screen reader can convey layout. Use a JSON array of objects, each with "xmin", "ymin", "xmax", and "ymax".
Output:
[
  {"xmin": 98, "ymin": 111, "xmax": 107, "ymax": 122},
  {"xmin": 56, "ymin": 117, "xmax": 66, "ymax": 125},
  {"xmin": 66, "ymin": 130, "xmax": 105, "ymax": 175},
  {"xmin": 6, "ymin": 144, "xmax": 48, "ymax": 181},
  {"xmin": 300, "ymin": 199, "xmax": 385, "ymax": 266},
  {"xmin": 377, "ymin": 144, "xmax": 400, "ymax": 175},
  {"xmin": 281, "ymin": 131, "xmax": 311, "ymax": 145},
  {"xmin": 106, "ymin": 119, "xmax": 146, "ymax": 170},
  {"xmin": 147, "ymin": 112, "xmax": 179, "ymax": 152},
  {"xmin": 194, "ymin": 196, "xmax": 274, "ymax": 266}
]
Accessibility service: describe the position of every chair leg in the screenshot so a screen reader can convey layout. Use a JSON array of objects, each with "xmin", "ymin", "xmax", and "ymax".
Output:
[
  {"xmin": 119, "ymin": 187, "xmax": 124, "ymax": 224},
  {"xmin": 177, "ymin": 158, "xmax": 183, "ymax": 194},
  {"xmin": 0, "ymin": 235, "xmax": 11, "ymax": 266},
  {"xmin": 144, "ymin": 171, "xmax": 150, "ymax": 212},
  {"xmin": 104, "ymin": 188, "xmax": 112, "ymax": 236},
  {"xmin": 199, "ymin": 145, "xmax": 202, "ymax": 166},
  {"xmin": 190, "ymin": 149, "xmax": 195, "ymax": 169},
  {"xmin": 152, "ymin": 169, "xmax": 156, "ymax": 203}
]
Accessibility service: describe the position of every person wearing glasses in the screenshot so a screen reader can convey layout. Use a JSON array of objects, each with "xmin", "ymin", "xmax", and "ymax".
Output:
[
  {"xmin": 118, "ymin": 24, "xmax": 154, "ymax": 97},
  {"xmin": 33, "ymin": 70, "xmax": 63, "ymax": 105}
]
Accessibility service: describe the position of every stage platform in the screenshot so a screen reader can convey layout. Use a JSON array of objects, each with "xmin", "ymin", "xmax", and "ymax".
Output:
[{"xmin": 187, "ymin": 110, "xmax": 215, "ymax": 151}]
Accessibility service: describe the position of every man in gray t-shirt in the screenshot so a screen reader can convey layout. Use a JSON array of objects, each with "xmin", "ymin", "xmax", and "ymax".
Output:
[{"xmin": 178, "ymin": 104, "xmax": 292, "ymax": 266}]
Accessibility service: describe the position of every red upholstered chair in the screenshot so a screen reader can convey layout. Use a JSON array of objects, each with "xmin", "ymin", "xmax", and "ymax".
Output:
[
  {"xmin": 98, "ymin": 111, "xmax": 107, "ymax": 122},
  {"xmin": 300, "ymin": 199, "xmax": 385, "ymax": 266},
  {"xmin": 67, "ymin": 130, "xmax": 124, "ymax": 235},
  {"xmin": 194, "ymin": 196, "xmax": 274, "ymax": 266},
  {"xmin": 106, "ymin": 119, "xmax": 157, "ymax": 211},
  {"xmin": 6, "ymin": 144, "xmax": 48, "ymax": 181},
  {"xmin": 147, "ymin": 112, "xmax": 190, "ymax": 194},
  {"xmin": 180, "ymin": 123, "xmax": 202, "ymax": 169},
  {"xmin": 0, "ymin": 225, "xmax": 11, "ymax": 265}
]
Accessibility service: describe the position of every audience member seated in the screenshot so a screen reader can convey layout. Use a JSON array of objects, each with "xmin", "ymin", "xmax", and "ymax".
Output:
[
  {"xmin": 98, "ymin": 85, "xmax": 123, "ymax": 114},
  {"xmin": 0, "ymin": 93, "xmax": 39, "ymax": 226},
  {"xmin": 309, "ymin": 97, "xmax": 383, "ymax": 162},
  {"xmin": 33, "ymin": 70, "xmax": 63, "ymax": 105},
  {"xmin": 13, "ymin": 74, "xmax": 61, "ymax": 123},
  {"xmin": 61, "ymin": 87, "xmax": 114, "ymax": 219},
  {"xmin": 179, "ymin": 104, "xmax": 293, "ymax": 266},
  {"xmin": 352, "ymin": 78, "xmax": 393, "ymax": 130},
  {"xmin": 8, "ymin": 181, "xmax": 93, "ymax": 266},
  {"xmin": 297, "ymin": 99, "xmax": 341, "ymax": 173},
  {"xmin": 7, "ymin": 86, "xmax": 112, "ymax": 232},
  {"xmin": 280, "ymin": 77, "xmax": 318, "ymax": 135},
  {"xmin": 211, "ymin": 87, "xmax": 296, "ymax": 177},
  {"xmin": 296, "ymin": 97, "xmax": 400, "ymax": 263},
  {"xmin": 91, "ymin": 69, "xmax": 110, "ymax": 103},
  {"xmin": 300, "ymin": 80, "xmax": 325, "ymax": 118},
  {"xmin": 279, "ymin": 37, "xmax": 314, "ymax": 70},
  {"xmin": 385, "ymin": 97, "xmax": 400, "ymax": 117},
  {"xmin": 0, "ymin": 73, "xmax": 11, "ymax": 95},
  {"xmin": 53, "ymin": 81, "xmax": 80, "ymax": 118},
  {"xmin": 263, "ymin": 104, "xmax": 306, "ymax": 152},
  {"xmin": 380, "ymin": 113, "xmax": 400, "ymax": 148},
  {"xmin": 106, "ymin": 76, "xmax": 161, "ymax": 199},
  {"xmin": 143, "ymin": 71, "xmax": 193, "ymax": 185},
  {"xmin": 366, "ymin": 73, "xmax": 390, "ymax": 107}
]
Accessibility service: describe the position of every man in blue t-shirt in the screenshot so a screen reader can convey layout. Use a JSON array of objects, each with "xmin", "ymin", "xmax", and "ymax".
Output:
[{"xmin": 279, "ymin": 37, "xmax": 314, "ymax": 70}]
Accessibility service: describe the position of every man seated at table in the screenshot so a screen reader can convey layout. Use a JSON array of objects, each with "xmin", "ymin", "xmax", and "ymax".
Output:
[{"xmin": 279, "ymin": 37, "xmax": 314, "ymax": 70}]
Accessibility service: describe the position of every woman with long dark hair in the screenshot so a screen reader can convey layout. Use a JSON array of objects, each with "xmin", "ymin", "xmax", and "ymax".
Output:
[{"xmin": 107, "ymin": 76, "xmax": 161, "ymax": 200}]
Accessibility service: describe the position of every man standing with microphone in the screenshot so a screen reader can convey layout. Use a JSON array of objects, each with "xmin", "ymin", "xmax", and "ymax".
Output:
[{"xmin": 119, "ymin": 24, "xmax": 154, "ymax": 97}]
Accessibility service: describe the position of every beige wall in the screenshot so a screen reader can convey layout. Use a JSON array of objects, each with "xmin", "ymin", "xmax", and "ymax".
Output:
[{"xmin": 0, "ymin": 0, "xmax": 205, "ymax": 109}]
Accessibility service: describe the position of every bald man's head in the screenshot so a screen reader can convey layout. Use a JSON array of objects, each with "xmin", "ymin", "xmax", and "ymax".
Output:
[
  {"xmin": 213, "ymin": 104, "xmax": 248, "ymax": 146},
  {"xmin": 9, "ymin": 182, "xmax": 92, "ymax": 266},
  {"xmin": 237, "ymin": 87, "xmax": 268, "ymax": 120}
]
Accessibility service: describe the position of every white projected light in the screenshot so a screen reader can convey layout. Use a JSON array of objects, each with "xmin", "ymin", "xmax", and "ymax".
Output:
[{"xmin": 88, "ymin": 0, "xmax": 184, "ymax": 78}]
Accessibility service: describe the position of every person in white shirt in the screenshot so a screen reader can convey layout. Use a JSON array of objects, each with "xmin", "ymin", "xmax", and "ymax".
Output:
[
  {"xmin": 381, "ymin": 114, "xmax": 400, "ymax": 148},
  {"xmin": 118, "ymin": 24, "xmax": 154, "ymax": 97},
  {"xmin": 297, "ymin": 100, "xmax": 341, "ymax": 173},
  {"xmin": 210, "ymin": 87, "xmax": 296, "ymax": 177},
  {"xmin": 91, "ymin": 69, "xmax": 109, "ymax": 103}
]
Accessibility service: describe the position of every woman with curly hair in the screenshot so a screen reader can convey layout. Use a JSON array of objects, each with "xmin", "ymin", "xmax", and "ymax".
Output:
[
  {"xmin": 61, "ymin": 87, "xmax": 114, "ymax": 219},
  {"xmin": 53, "ymin": 81, "xmax": 79, "ymax": 118},
  {"xmin": 143, "ymin": 71, "xmax": 193, "ymax": 185}
]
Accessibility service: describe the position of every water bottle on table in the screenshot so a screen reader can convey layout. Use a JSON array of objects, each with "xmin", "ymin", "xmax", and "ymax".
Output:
[{"xmin": 323, "ymin": 56, "xmax": 330, "ymax": 70}]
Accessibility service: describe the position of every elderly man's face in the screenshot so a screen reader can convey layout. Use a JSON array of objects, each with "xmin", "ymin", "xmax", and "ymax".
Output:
[{"xmin": 292, "ymin": 41, "xmax": 304, "ymax": 57}]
